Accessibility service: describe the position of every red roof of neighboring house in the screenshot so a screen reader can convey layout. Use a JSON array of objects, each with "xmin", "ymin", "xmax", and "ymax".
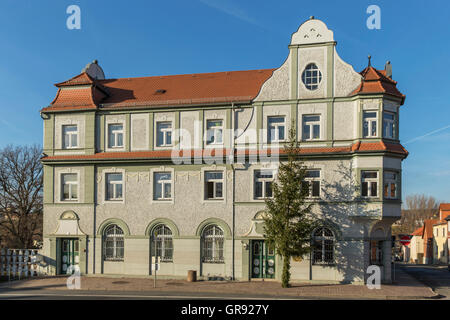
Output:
[
  {"xmin": 41, "ymin": 141, "xmax": 408, "ymax": 162},
  {"xmin": 439, "ymin": 203, "xmax": 450, "ymax": 211},
  {"xmin": 423, "ymin": 219, "xmax": 440, "ymax": 239},
  {"xmin": 411, "ymin": 226, "xmax": 424, "ymax": 237},
  {"xmin": 351, "ymin": 66, "xmax": 405, "ymax": 105}
]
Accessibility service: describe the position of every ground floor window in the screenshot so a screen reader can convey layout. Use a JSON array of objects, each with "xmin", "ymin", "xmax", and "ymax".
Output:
[
  {"xmin": 202, "ymin": 225, "xmax": 224, "ymax": 263},
  {"xmin": 152, "ymin": 224, "xmax": 173, "ymax": 262},
  {"xmin": 103, "ymin": 224, "xmax": 124, "ymax": 261},
  {"xmin": 312, "ymin": 227, "xmax": 335, "ymax": 265}
]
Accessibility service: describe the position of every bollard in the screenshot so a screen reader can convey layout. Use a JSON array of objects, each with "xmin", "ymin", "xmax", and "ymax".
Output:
[{"xmin": 187, "ymin": 270, "xmax": 197, "ymax": 282}]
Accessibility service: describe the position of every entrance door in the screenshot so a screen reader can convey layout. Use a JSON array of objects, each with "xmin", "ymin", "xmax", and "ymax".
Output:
[
  {"xmin": 61, "ymin": 238, "xmax": 80, "ymax": 275},
  {"xmin": 251, "ymin": 240, "xmax": 275, "ymax": 279}
]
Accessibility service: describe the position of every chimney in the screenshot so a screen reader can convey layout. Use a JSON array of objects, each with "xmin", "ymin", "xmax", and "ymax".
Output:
[{"xmin": 385, "ymin": 61, "xmax": 392, "ymax": 78}]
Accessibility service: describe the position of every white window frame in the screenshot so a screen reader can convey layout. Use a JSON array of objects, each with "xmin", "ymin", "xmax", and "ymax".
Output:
[
  {"xmin": 302, "ymin": 115, "xmax": 321, "ymax": 141},
  {"xmin": 204, "ymin": 171, "xmax": 224, "ymax": 200},
  {"xmin": 383, "ymin": 112, "xmax": 396, "ymax": 139},
  {"xmin": 383, "ymin": 171, "xmax": 398, "ymax": 200},
  {"xmin": 62, "ymin": 125, "xmax": 78, "ymax": 149},
  {"xmin": 304, "ymin": 170, "xmax": 321, "ymax": 198},
  {"xmin": 105, "ymin": 172, "xmax": 124, "ymax": 201},
  {"xmin": 201, "ymin": 224, "xmax": 224, "ymax": 263},
  {"xmin": 253, "ymin": 169, "xmax": 274, "ymax": 200},
  {"xmin": 61, "ymin": 173, "xmax": 78, "ymax": 201},
  {"xmin": 153, "ymin": 172, "xmax": 172, "ymax": 201},
  {"xmin": 267, "ymin": 116, "xmax": 286, "ymax": 143},
  {"xmin": 361, "ymin": 171, "xmax": 379, "ymax": 198},
  {"xmin": 301, "ymin": 63, "xmax": 322, "ymax": 91},
  {"xmin": 206, "ymin": 119, "xmax": 224, "ymax": 146},
  {"xmin": 363, "ymin": 111, "xmax": 378, "ymax": 138},
  {"xmin": 108, "ymin": 123, "xmax": 124, "ymax": 148},
  {"xmin": 156, "ymin": 121, "xmax": 173, "ymax": 147}
]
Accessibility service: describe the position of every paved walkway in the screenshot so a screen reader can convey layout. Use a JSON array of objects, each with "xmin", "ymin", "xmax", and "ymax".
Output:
[{"xmin": 0, "ymin": 267, "xmax": 436, "ymax": 299}]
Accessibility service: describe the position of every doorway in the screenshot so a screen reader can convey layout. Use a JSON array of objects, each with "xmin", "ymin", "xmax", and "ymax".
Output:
[
  {"xmin": 251, "ymin": 240, "xmax": 275, "ymax": 279},
  {"xmin": 60, "ymin": 238, "xmax": 80, "ymax": 275}
]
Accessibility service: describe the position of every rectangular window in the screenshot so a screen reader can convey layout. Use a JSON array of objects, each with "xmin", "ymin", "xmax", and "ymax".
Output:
[
  {"xmin": 302, "ymin": 115, "xmax": 320, "ymax": 140},
  {"xmin": 361, "ymin": 171, "xmax": 378, "ymax": 198},
  {"xmin": 154, "ymin": 172, "xmax": 172, "ymax": 200},
  {"xmin": 384, "ymin": 171, "xmax": 398, "ymax": 199},
  {"xmin": 383, "ymin": 112, "xmax": 396, "ymax": 139},
  {"xmin": 106, "ymin": 173, "xmax": 123, "ymax": 200},
  {"xmin": 62, "ymin": 125, "xmax": 78, "ymax": 149},
  {"xmin": 205, "ymin": 171, "xmax": 224, "ymax": 200},
  {"xmin": 268, "ymin": 116, "xmax": 285, "ymax": 143},
  {"xmin": 61, "ymin": 173, "xmax": 78, "ymax": 201},
  {"xmin": 108, "ymin": 124, "xmax": 124, "ymax": 148},
  {"xmin": 254, "ymin": 170, "xmax": 274, "ymax": 199},
  {"xmin": 363, "ymin": 111, "xmax": 377, "ymax": 138},
  {"xmin": 303, "ymin": 170, "xmax": 321, "ymax": 198},
  {"xmin": 206, "ymin": 120, "xmax": 223, "ymax": 145},
  {"xmin": 156, "ymin": 122, "xmax": 172, "ymax": 147}
]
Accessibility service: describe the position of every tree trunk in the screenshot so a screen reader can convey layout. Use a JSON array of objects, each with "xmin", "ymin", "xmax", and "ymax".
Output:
[{"xmin": 281, "ymin": 253, "xmax": 291, "ymax": 288}]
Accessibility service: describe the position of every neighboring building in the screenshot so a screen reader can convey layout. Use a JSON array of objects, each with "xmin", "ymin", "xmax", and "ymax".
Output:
[
  {"xmin": 39, "ymin": 18, "xmax": 407, "ymax": 284},
  {"xmin": 432, "ymin": 204, "xmax": 450, "ymax": 264},
  {"xmin": 409, "ymin": 226, "xmax": 424, "ymax": 264},
  {"xmin": 423, "ymin": 219, "xmax": 439, "ymax": 264}
]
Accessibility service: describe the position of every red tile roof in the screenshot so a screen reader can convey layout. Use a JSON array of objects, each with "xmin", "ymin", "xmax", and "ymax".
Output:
[
  {"xmin": 411, "ymin": 226, "xmax": 424, "ymax": 237},
  {"xmin": 43, "ymin": 69, "xmax": 275, "ymax": 112},
  {"xmin": 351, "ymin": 66, "xmax": 405, "ymax": 105},
  {"xmin": 439, "ymin": 203, "xmax": 450, "ymax": 211},
  {"xmin": 43, "ymin": 63, "xmax": 405, "ymax": 113},
  {"xmin": 41, "ymin": 141, "xmax": 408, "ymax": 162}
]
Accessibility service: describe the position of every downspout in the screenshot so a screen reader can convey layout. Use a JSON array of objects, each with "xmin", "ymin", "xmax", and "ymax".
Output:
[{"xmin": 231, "ymin": 102, "xmax": 236, "ymax": 281}]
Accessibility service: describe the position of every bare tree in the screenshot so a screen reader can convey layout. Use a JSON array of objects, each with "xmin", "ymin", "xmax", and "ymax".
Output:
[
  {"xmin": 0, "ymin": 145, "xmax": 43, "ymax": 248},
  {"xmin": 393, "ymin": 194, "xmax": 440, "ymax": 235}
]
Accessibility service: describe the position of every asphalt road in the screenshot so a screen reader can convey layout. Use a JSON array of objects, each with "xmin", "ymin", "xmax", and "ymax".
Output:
[{"xmin": 399, "ymin": 263, "xmax": 450, "ymax": 299}]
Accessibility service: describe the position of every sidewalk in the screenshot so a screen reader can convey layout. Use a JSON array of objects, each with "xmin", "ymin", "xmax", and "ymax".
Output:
[{"xmin": 0, "ymin": 267, "xmax": 437, "ymax": 299}]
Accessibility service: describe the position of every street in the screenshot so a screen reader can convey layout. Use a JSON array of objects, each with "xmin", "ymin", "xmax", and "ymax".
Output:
[{"xmin": 399, "ymin": 263, "xmax": 450, "ymax": 299}]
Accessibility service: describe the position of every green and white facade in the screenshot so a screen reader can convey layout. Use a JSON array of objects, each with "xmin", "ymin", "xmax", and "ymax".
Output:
[{"xmin": 40, "ymin": 18, "xmax": 407, "ymax": 284}]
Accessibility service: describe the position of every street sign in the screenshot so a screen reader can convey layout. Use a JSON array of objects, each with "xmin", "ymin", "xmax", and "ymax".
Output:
[{"xmin": 399, "ymin": 235, "xmax": 412, "ymax": 246}]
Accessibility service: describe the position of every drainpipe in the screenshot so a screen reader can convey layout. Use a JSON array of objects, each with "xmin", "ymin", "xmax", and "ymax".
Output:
[{"xmin": 231, "ymin": 102, "xmax": 236, "ymax": 281}]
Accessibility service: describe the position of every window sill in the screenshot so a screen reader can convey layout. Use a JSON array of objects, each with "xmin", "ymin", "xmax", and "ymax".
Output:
[{"xmin": 202, "ymin": 261, "xmax": 225, "ymax": 264}]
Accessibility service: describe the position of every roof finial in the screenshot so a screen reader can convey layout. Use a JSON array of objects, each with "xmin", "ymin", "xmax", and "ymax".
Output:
[
  {"xmin": 368, "ymin": 55, "xmax": 372, "ymax": 67},
  {"xmin": 310, "ymin": 16, "xmax": 315, "ymax": 20}
]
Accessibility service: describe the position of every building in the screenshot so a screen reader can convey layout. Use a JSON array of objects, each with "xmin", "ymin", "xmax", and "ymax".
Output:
[
  {"xmin": 409, "ymin": 226, "xmax": 424, "ymax": 264},
  {"xmin": 432, "ymin": 204, "xmax": 450, "ymax": 264},
  {"xmin": 40, "ymin": 18, "xmax": 407, "ymax": 284}
]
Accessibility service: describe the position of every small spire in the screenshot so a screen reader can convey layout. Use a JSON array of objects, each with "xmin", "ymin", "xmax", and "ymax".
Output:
[
  {"xmin": 368, "ymin": 55, "xmax": 372, "ymax": 67},
  {"xmin": 310, "ymin": 16, "xmax": 315, "ymax": 20}
]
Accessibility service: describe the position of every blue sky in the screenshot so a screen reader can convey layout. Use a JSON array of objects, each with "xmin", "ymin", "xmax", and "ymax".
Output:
[{"xmin": 0, "ymin": 0, "xmax": 449, "ymax": 202}]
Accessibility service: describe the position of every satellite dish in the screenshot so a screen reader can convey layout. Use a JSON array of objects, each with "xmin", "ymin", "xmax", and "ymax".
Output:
[{"xmin": 82, "ymin": 60, "xmax": 105, "ymax": 80}]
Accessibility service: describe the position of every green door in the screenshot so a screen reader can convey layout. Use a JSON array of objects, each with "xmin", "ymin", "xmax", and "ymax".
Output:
[
  {"xmin": 251, "ymin": 240, "xmax": 275, "ymax": 279},
  {"xmin": 61, "ymin": 238, "xmax": 80, "ymax": 275}
]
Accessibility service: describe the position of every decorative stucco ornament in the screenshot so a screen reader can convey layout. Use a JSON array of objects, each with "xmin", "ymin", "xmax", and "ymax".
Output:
[{"xmin": 291, "ymin": 18, "xmax": 334, "ymax": 45}]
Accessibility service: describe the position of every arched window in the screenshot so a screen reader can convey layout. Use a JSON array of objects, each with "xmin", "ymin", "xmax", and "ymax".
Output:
[
  {"xmin": 103, "ymin": 224, "xmax": 124, "ymax": 261},
  {"xmin": 301, "ymin": 63, "xmax": 322, "ymax": 90},
  {"xmin": 202, "ymin": 225, "xmax": 224, "ymax": 263},
  {"xmin": 152, "ymin": 224, "xmax": 173, "ymax": 262},
  {"xmin": 312, "ymin": 227, "xmax": 335, "ymax": 265}
]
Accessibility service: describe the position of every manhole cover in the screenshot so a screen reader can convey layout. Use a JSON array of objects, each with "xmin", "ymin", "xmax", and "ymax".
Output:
[{"xmin": 112, "ymin": 281, "xmax": 129, "ymax": 284}]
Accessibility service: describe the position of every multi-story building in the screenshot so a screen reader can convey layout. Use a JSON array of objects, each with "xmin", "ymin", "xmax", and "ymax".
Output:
[
  {"xmin": 40, "ymin": 18, "xmax": 407, "ymax": 284},
  {"xmin": 432, "ymin": 204, "xmax": 450, "ymax": 264}
]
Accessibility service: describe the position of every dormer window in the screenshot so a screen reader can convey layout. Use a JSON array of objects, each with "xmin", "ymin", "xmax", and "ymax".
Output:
[{"xmin": 301, "ymin": 63, "xmax": 322, "ymax": 90}]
